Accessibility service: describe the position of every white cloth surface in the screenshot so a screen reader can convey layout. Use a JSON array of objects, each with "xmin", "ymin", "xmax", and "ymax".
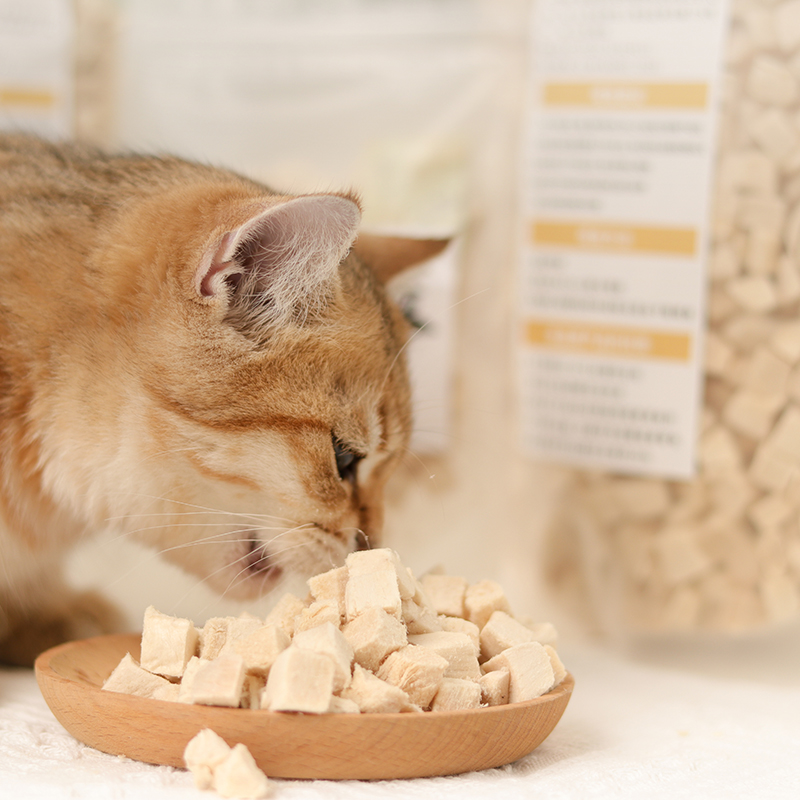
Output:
[{"xmin": 2, "ymin": 644, "xmax": 799, "ymax": 800}]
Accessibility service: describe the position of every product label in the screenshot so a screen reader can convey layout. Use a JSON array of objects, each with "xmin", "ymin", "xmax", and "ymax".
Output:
[
  {"xmin": 0, "ymin": 0, "xmax": 74, "ymax": 138},
  {"xmin": 520, "ymin": 0, "xmax": 730, "ymax": 478}
]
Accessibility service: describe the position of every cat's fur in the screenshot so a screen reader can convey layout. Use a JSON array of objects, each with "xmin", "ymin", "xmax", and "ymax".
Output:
[{"xmin": 0, "ymin": 134, "xmax": 443, "ymax": 666}]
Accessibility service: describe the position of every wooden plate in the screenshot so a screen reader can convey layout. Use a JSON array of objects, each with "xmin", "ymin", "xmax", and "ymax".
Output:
[{"xmin": 35, "ymin": 633, "xmax": 574, "ymax": 780}]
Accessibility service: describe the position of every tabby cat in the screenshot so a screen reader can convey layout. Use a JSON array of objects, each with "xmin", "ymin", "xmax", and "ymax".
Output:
[{"xmin": 0, "ymin": 134, "xmax": 444, "ymax": 666}]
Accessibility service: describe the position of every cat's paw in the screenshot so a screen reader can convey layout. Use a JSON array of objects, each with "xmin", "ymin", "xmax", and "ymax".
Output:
[{"xmin": 0, "ymin": 590, "xmax": 127, "ymax": 667}]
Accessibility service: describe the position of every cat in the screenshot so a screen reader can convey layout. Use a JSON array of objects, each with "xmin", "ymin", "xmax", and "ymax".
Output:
[{"xmin": 0, "ymin": 133, "xmax": 445, "ymax": 666}]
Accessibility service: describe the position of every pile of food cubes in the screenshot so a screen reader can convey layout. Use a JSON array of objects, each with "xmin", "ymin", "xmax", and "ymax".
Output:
[{"xmin": 103, "ymin": 548, "xmax": 567, "ymax": 714}]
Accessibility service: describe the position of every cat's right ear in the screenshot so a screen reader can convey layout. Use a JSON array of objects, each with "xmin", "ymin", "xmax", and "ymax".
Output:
[
  {"xmin": 352, "ymin": 234, "xmax": 450, "ymax": 283},
  {"xmin": 195, "ymin": 194, "xmax": 361, "ymax": 335}
]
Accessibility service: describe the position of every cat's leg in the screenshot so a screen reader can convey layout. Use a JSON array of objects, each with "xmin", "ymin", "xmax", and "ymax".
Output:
[{"xmin": 0, "ymin": 571, "xmax": 126, "ymax": 667}]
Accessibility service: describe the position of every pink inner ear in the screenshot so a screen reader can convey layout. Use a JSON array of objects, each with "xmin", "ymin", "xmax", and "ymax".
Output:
[
  {"xmin": 197, "ymin": 232, "xmax": 238, "ymax": 297},
  {"xmin": 194, "ymin": 195, "xmax": 361, "ymax": 316}
]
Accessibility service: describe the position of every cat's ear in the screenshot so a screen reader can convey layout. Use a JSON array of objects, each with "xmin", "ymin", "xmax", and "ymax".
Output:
[
  {"xmin": 196, "ymin": 194, "xmax": 361, "ymax": 332},
  {"xmin": 352, "ymin": 234, "xmax": 450, "ymax": 282}
]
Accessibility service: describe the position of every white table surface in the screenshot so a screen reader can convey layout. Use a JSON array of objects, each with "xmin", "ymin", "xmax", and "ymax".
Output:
[{"xmin": 2, "ymin": 637, "xmax": 799, "ymax": 800}]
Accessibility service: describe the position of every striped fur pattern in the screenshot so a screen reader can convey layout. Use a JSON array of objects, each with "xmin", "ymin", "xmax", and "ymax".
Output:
[{"xmin": 0, "ymin": 134, "xmax": 429, "ymax": 665}]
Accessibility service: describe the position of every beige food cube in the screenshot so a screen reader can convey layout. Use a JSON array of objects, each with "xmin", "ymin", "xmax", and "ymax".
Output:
[
  {"xmin": 340, "ymin": 663, "xmax": 410, "ymax": 713},
  {"xmin": 525, "ymin": 621, "xmax": 558, "ymax": 646},
  {"xmin": 376, "ymin": 644, "xmax": 448, "ymax": 708},
  {"xmin": 347, "ymin": 548, "xmax": 416, "ymax": 597},
  {"xmin": 307, "ymin": 565, "xmax": 348, "ymax": 621},
  {"xmin": 102, "ymin": 653, "xmax": 179, "ymax": 702},
  {"xmin": 232, "ymin": 624, "xmax": 290, "ymax": 677},
  {"xmin": 401, "ymin": 599, "xmax": 443, "ymax": 634},
  {"xmin": 189, "ymin": 654, "xmax": 246, "ymax": 707},
  {"xmin": 438, "ymin": 616, "xmax": 480, "ymax": 654},
  {"xmin": 420, "ymin": 574, "xmax": 468, "ymax": 618},
  {"xmin": 214, "ymin": 743, "xmax": 271, "ymax": 799},
  {"xmin": 344, "ymin": 548, "xmax": 418, "ymax": 622},
  {"xmin": 293, "ymin": 601, "xmax": 342, "ymax": 634},
  {"xmin": 292, "ymin": 622, "xmax": 354, "ymax": 692},
  {"xmin": 482, "ymin": 642, "xmax": 555, "ymax": 703},
  {"xmin": 341, "ymin": 606, "xmax": 407, "ymax": 672},
  {"xmin": 407, "ymin": 631, "xmax": 481, "ymax": 680},
  {"xmin": 479, "ymin": 611, "xmax": 542, "ymax": 661},
  {"xmin": 262, "ymin": 646, "xmax": 335, "ymax": 714},
  {"xmin": 544, "ymin": 645, "xmax": 567, "ymax": 687},
  {"xmin": 345, "ymin": 569, "xmax": 402, "ymax": 621},
  {"xmin": 344, "ymin": 552, "xmax": 404, "ymax": 620},
  {"xmin": 177, "ymin": 655, "xmax": 207, "ymax": 703},
  {"xmin": 478, "ymin": 668, "xmax": 510, "ymax": 706},
  {"xmin": 218, "ymin": 616, "xmax": 264, "ymax": 658},
  {"xmin": 139, "ymin": 606, "xmax": 199, "ymax": 679},
  {"xmin": 328, "ymin": 695, "xmax": 361, "ymax": 714},
  {"xmin": 464, "ymin": 580, "xmax": 511, "ymax": 629},
  {"xmin": 263, "ymin": 593, "xmax": 307, "ymax": 638},
  {"xmin": 199, "ymin": 617, "xmax": 235, "ymax": 661},
  {"xmin": 183, "ymin": 728, "xmax": 231, "ymax": 790},
  {"xmin": 430, "ymin": 678, "xmax": 482, "ymax": 712}
]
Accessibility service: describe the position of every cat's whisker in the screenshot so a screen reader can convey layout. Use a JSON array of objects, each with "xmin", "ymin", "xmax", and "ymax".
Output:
[
  {"xmin": 218, "ymin": 539, "xmax": 316, "ymax": 600},
  {"xmin": 370, "ymin": 286, "xmax": 491, "ymax": 406},
  {"xmin": 103, "ymin": 491, "xmax": 302, "ymax": 528},
  {"xmin": 104, "ymin": 509, "xmax": 298, "ymax": 524}
]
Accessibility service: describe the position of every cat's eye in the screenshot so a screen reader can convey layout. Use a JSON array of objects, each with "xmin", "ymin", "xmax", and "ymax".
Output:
[{"xmin": 332, "ymin": 436, "xmax": 361, "ymax": 483}]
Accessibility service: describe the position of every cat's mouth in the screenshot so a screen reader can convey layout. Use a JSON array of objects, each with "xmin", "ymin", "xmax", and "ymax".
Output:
[{"xmin": 240, "ymin": 538, "xmax": 282, "ymax": 592}]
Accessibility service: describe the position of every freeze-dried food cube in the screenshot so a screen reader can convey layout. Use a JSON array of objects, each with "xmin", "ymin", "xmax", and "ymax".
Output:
[
  {"xmin": 727, "ymin": 275, "xmax": 778, "ymax": 313},
  {"xmin": 544, "ymin": 645, "xmax": 567, "ymax": 687},
  {"xmin": 307, "ymin": 565, "xmax": 348, "ymax": 621},
  {"xmin": 292, "ymin": 622, "xmax": 354, "ymax": 692},
  {"xmin": 723, "ymin": 389, "xmax": 785, "ymax": 439},
  {"xmin": 232, "ymin": 624, "xmax": 290, "ymax": 677},
  {"xmin": 610, "ymin": 478, "xmax": 670, "ymax": 519},
  {"xmin": 525, "ymin": 621, "xmax": 558, "ymax": 646},
  {"xmin": 328, "ymin": 695, "xmax": 361, "ymax": 714},
  {"xmin": 430, "ymin": 678, "xmax": 482, "ymax": 711},
  {"xmin": 262, "ymin": 647, "xmax": 335, "ymax": 714},
  {"xmin": 214, "ymin": 743, "xmax": 271, "ymax": 799},
  {"xmin": 420, "ymin": 574, "xmax": 468, "ymax": 617},
  {"xmin": 345, "ymin": 569, "xmax": 402, "ymax": 621},
  {"xmin": 464, "ymin": 580, "xmax": 511, "ymax": 629},
  {"xmin": 177, "ymin": 655, "xmax": 207, "ymax": 703},
  {"xmin": 140, "ymin": 606, "xmax": 199, "ymax": 679},
  {"xmin": 344, "ymin": 549, "xmax": 418, "ymax": 621},
  {"xmin": 401, "ymin": 599, "xmax": 443, "ymax": 634},
  {"xmin": 482, "ymin": 642, "xmax": 555, "ymax": 703},
  {"xmin": 406, "ymin": 567, "xmax": 437, "ymax": 610},
  {"xmin": 340, "ymin": 663, "xmax": 410, "ymax": 714},
  {"xmin": 653, "ymin": 527, "xmax": 712, "ymax": 584},
  {"xmin": 199, "ymin": 617, "xmax": 235, "ymax": 661},
  {"xmin": 438, "ymin": 616, "xmax": 480, "ymax": 655},
  {"xmin": 407, "ymin": 631, "xmax": 481, "ymax": 680},
  {"xmin": 183, "ymin": 728, "xmax": 231, "ymax": 790},
  {"xmin": 478, "ymin": 668, "xmax": 510, "ymax": 706},
  {"xmin": 189, "ymin": 655, "xmax": 246, "ymax": 707},
  {"xmin": 293, "ymin": 601, "xmax": 341, "ymax": 633},
  {"xmin": 377, "ymin": 645, "xmax": 448, "ymax": 708},
  {"xmin": 102, "ymin": 652, "xmax": 179, "ymax": 702},
  {"xmin": 746, "ymin": 55, "xmax": 799, "ymax": 106},
  {"xmin": 346, "ymin": 548, "xmax": 417, "ymax": 598},
  {"xmin": 341, "ymin": 606, "xmax": 407, "ymax": 672},
  {"xmin": 218, "ymin": 616, "xmax": 264, "ymax": 658},
  {"xmin": 770, "ymin": 321, "xmax": 800, "ymax": 364},
  {"xmin": 480, "ymin": 611, "xmax": 543, "ymax": 661},
  {"xmin": 263, "ymin": 593, "xmax": 306, "ymax": 638}
]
